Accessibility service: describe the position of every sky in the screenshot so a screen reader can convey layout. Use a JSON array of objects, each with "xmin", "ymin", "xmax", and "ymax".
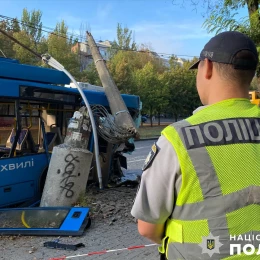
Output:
[{"xmin": 0, "ymin": 0, "xmax": 248, "ymax": 60}]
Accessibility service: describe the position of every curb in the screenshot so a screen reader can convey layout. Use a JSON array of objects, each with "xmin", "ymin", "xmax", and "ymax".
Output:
[{"xmin": 135, "ymin": 137, "xmax": 160, "ymax": 141}]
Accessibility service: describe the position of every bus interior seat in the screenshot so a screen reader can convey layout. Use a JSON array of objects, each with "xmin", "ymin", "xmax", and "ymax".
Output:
[
  {"xmin": 6, "ymin": 128, "xmax": 28, "ymax": 151},
  {"xmin": 38, "ymin": 131, "xmax": 58, "ymax": 153},
  {"xmin": 37, "ymin": 121, "xmax": 63, "ymax": 152},
  {"xmin": 5, "ymin": 128, "xmax": 37, "ymax": 154},
  {"xmin": 50, "ymin": 125, "xmax": 63, "ymax": 145},
  {"xmin": 46, "ymin": 132, "xmax": 57, "ymax": 150},
  {"xmin": 26, "ymin": 129, "xmax": 38, "ymax": 153}
]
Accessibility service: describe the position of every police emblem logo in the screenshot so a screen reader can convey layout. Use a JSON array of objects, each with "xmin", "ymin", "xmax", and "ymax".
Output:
[
  {"xmin": 207, "ymin": 239, "xmax": 215, "ymax": 250},
  {"xmin": 142, "ymin": 143, "xmax": 158, "ymax": 171},
  {"xmin": 199, "ymin": 233, "xmax": 222, "ymax": 257}
]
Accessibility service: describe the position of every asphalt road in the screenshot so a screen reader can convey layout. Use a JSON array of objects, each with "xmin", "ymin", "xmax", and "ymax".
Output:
[
  {"xmin": 124, "ymin": 139, "xmax": 158, "ymax": 176},
  {"xmin": 0, "ymin": 139, "xmax": 161, "ymax": 260}
]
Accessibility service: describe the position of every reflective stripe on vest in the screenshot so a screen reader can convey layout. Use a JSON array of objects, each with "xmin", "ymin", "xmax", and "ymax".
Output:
[{"xmin": 160, "ymin": 99, "xmax": 260, "ymax": 260}]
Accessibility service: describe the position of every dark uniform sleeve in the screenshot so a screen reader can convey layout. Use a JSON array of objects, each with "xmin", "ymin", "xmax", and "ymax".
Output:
[{"xmin": 131, "ymin": 135, "xmax": 181, "ymax": 224}]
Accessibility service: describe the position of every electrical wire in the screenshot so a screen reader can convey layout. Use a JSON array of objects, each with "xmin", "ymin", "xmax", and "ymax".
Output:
[
  {"xmin": 91, "ymin": 104, "xmax": 135, "ymax": 144},
  {"xmin": 0, "ymin": 14, "xmax": 198, "ymax": 58},
  {"xmin": 0, "ymin": 48, "xmax": 6, "ymax": 57},
  {"xmin": 0, "ymin": 27, "xmax": 42, "ymax": 58},
  {"xmin": 0, "ymin": 14, "xmax": 79, "ymax": 40}
]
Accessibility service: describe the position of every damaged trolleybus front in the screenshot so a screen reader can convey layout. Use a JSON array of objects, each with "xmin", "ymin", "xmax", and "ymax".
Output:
[{"xmin": 0, "ymin": 57, "xmax": 141, "ymax": 207}]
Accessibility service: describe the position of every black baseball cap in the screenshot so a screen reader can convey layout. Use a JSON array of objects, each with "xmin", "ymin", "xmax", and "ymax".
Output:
[{"xmin": 189, "ymin": 31, "xmax": 259, "ymax": 70}]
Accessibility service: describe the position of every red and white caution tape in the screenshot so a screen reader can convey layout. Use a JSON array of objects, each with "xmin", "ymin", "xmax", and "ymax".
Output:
[{"xmin": 49, "ymin": 243, "xmax": 158, "ymax": 260}]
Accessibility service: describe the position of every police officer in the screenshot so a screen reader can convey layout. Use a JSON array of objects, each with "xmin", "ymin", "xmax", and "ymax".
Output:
[{"xmin": 131, "ymin": 31, "xmax": 259, "ymax": 260}]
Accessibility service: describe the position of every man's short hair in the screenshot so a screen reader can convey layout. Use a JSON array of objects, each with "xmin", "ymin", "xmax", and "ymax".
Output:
[{"xmin": 213, "ymin": 50, "xmax": 257, "ymax": 86}]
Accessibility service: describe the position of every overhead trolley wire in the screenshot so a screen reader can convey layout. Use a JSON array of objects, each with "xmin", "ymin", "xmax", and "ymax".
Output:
[{"xmin": 0, "ymin": 14, "xmax": 198, "ymax": 58}]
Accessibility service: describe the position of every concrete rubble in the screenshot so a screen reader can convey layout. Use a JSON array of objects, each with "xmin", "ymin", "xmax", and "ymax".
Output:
[{"xmin": 77, "ymin": 184, "xmax": 139, "ymax": 225}]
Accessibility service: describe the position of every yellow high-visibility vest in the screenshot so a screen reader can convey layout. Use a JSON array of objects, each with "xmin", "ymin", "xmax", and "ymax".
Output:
[{"xmin": 160, "ymin": 99, "xmax": 260, "ymax": 260}]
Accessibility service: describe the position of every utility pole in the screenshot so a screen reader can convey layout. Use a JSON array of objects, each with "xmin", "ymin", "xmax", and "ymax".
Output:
[{"xmin": 87, "ymin": 32, "xmax": 139, "ymax": 138}]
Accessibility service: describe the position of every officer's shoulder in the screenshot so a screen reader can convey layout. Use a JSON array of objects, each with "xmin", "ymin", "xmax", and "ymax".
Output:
[{"xmin": 142, "ymin": 142, "xmax": 159, "ymax": 171}]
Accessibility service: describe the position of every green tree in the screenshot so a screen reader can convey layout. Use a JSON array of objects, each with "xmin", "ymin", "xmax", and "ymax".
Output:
[
  {"xmin": 203, "ymin": 1, "xmax": 259, "ymax": 36},
  {"xmin": 109, "ymin": 23, "xmax": 137, "ymax": 57},
  {"xmin": 108, "ymin": 48, "xmax": 164, "ymax": 94},
  {"xmin": 202, "ymin": 0, "xmax": 260, "ymax": 85},
  {"xmin": 10, "ymin": 18, "xmax": 20, "ymax": 33},
  {"xmin": 21, "ymin": 8, "xmax": 43, "ymax": 49},
  {"xmin": 11, "ymin": 10, "xmax": 42, "ymax": 65},
  {"xmin": 133, "ymin": 62, "xmax": 167, "ymax": 126},
  {"xmin": 107, "ymin": 50, "xmax": 134, "ymax": 93},
  {"xmin": 169, "ymin": 55, "xmax": 180, "ymax": 69},
  {"xmin": 47, "ymin": 20, "xmax": 81, "ymax": 79},
  {"xmin": 0, "ymin": 20, "xmax": 15, "ymax": 58},
  {"xmin": 172, "ymin": 0, "xmax": 259, "ymax": 86},
  {"xmin": 138, "ymin": 44, "xmax": 167, "ymax": 73},
  {"xmin": 0, "ymin": 10, "xmax": 46, "ymax": 63},
  {"xmin": 156, "ymin": 73, "xmax": 170, "ymax": 125},
  {"xmin": 37, "ymin": 36, "xmax": 48, "ymax": 54},
  {"xmin": 116, "ymin": 23, "xmax": 137, "ymax": 50},
  {"xmin": 83, "ymin": 62, "xmax": 102, "ymax": 85},
  {"xmin": 12, "ymin": 30, "xmax": 36, "ymax": 64},
  {"xmin": 161, "ymin": 59, "xmax": 200, "ymax": 121},
  {"xmin": 107, "ymin": 37, "xmax": 166, "ymax": 94}
]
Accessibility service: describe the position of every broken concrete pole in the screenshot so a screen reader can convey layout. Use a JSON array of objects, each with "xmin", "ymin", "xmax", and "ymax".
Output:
[
  {"xmin": 87, "ymin": 32, "xmax": 138, "ymax": 138},
  {"xmin": 40, "ymin": 145, "xmax": 93, "ymax": 207}
]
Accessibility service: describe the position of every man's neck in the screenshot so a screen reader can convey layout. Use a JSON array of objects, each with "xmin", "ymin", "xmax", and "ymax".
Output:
[{"xmin": 207, "ymin": 83, "xmax": 249, "ymax": 105}]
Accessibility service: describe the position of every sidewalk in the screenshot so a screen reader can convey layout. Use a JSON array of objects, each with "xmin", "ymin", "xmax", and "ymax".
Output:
[
  {"xmin": 0, "ymin": 186, "xmax": 160, "ymax": 260},
  {"xmin": 53, "ymin": 221, "xmax": 159, "ymax": 260},
  {"xmin": 1, "ymin": 221, "xmax": 160, "ymax": 260}
]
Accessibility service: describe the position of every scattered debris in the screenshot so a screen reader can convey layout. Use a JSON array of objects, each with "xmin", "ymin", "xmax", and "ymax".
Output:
[
  {"xmin": 44, "ymin": 241, "xmax": 85, "ymax": 251},
  {"xmin": 29, "ymin": 246, "xmax": 37, "ymax": 253},
  {"xmin": 77, "ymin": 184, "xmax": 139, "ymax": 224},
  {"xmin": 115, "ymin": 174, "xmax": 141, "ymax": 187}
]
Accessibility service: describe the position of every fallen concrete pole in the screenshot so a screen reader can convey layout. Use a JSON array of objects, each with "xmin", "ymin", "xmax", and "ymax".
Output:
[
  {"xmin": 40, "ymin": 145, "xmax": 93, "ymax": 207},
  {"xmin": 87, "ymin": 32, "xmax": 139, "ymax": 138}
]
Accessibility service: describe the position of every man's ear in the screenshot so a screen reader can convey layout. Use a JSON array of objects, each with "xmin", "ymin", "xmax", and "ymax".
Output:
[{"xmin": 204, "ymin": 58, "xmax": 213, "ymax": 80}]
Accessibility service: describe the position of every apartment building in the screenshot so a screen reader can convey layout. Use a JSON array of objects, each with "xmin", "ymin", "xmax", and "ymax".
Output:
[{"xmin": 72, "ymin": 40, "xmax": 112, "ymax": 71}]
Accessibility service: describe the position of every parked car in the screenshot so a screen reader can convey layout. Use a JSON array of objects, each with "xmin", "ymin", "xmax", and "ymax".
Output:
[{"xmin": 141, "ymin": 115, "xmax": 148, "ymax": 123}]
